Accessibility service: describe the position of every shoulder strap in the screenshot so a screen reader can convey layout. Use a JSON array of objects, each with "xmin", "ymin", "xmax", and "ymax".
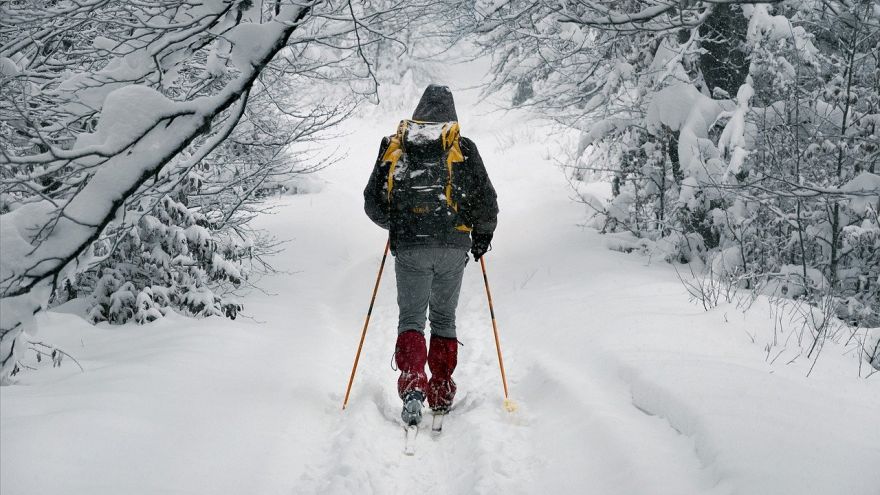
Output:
[
  {"xmin": 440, "ymin": 122, "xmax": 463, "ymax": 210},
  {"xmin": 381, "ymin": 120, "xmax": 408, "ymax": 202},
  {"xmin": 447, "ymin": 128, "xmax": 473, "ymax": 233}
]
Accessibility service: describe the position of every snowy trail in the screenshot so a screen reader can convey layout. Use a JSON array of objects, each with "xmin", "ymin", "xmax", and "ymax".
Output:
[
  {"xmin": 256, "ymin": 85, "xmax": 690, "ymax": 492},
  {"xmin": 3, "ymin": 69, "xmax": 879, "ymax": 495},
  {"xmin": 255, "ymin": 85, "xmax": 723, "ymax": 494},
  {"xmin": 268, "ymin": 165, "xmax": 542, "ymax": 494}
]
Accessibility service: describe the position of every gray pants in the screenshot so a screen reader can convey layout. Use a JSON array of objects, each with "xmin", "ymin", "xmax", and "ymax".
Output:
[{"xmin": 395, "ymin": 247, "xmax": 468, "ymax": 339}]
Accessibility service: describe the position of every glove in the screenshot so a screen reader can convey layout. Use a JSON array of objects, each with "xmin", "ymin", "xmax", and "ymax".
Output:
[{"xmin": 470, "ymin": 232, "xmax": 493, "ymax": 261}]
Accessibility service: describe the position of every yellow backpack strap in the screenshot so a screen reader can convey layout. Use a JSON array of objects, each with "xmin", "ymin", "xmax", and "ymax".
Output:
[
  {"xmin": 383, "ymin": 120, "xmax": 408, "ymax": 202},
  {"xmin": 441, "ymin": 122, "xmax": 472, "ymax": 233},
  {"xmin": 441, "ymin": 122, "xmax": 461, "ymax": 209}
]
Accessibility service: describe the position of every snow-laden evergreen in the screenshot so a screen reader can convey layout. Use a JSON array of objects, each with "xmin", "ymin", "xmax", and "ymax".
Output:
[{"xmin": 79, "ymin": 194, "xmax": 248, "ymax": 325}]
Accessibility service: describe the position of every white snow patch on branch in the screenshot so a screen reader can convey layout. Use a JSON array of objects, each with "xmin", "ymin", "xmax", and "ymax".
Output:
[
  {"xmin": 841, "ymin": 172, "xmax": 880, "ymax": 215},
  {"xmin": 74, "ymin": 85, "xmax": 180, "ymax": 152},
  {"xmin": 647, "ymin": 84, "xmax": 733, "ymax": 179}
]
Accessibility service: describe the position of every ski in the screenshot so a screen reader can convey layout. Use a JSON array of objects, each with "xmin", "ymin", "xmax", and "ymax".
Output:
[
  {"xmin": 431, "ymin": 411, "xmax": 445, "ymax": 436},
  {"xmin": 403, "ymin": 424, "xmax": 418, "ymax": 455}
]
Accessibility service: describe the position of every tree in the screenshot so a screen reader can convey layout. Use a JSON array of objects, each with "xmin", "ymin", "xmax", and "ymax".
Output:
[{"xmin": 0, "ymin": 0, "xmax": 417, "ymax": 381}]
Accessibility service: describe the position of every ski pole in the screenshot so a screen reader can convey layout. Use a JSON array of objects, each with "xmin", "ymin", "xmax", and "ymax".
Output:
[
  {"xmin": 342, "ymin": 238, "xmax": 390, "ymax": 410},
  {"xmin": 480, "ymin": 256, "xmax": 516, "ymax": 412}
]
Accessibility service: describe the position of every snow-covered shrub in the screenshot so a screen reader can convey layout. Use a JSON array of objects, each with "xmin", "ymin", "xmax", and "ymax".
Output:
[
  {"xmin": 78, "ymin": 195, "xmax": 248, "ymax": 324},
  {"xmin": 762, "ymin": 265, "xmax": 829, "ymax": 300},
  {"xmin": 735, "ymin": 4, "xmax": 880, "ymax": 326}
]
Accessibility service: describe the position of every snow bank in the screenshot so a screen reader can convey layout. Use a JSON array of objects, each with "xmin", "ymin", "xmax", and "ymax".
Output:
[{"xmin": 620, "ymin": 346, "xmax": 879, "ymax": 495}]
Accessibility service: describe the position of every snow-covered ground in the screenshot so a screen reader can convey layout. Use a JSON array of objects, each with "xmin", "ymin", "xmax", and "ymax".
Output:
[{"xmin": 2, "ymin": 68, "xmax": 879, "ymax": 495}]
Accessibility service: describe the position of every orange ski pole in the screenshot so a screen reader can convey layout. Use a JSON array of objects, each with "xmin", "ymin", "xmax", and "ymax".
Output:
[
  {"xmin": 342, "ymin": 238, "xmax": 390, "ymax": 410},
  {"xmin": 480, "ymin": 256, "xmax": 516, "ymax": 412}
]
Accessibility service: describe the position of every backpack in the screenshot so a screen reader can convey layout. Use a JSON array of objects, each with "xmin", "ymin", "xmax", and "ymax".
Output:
[{"xmin": 381, "ymin": 119, "xmax": 472, "ymax": 237}]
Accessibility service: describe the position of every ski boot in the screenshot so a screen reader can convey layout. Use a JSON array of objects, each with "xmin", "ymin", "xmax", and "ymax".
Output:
[{"xmin": 401, "ymin": 390, "xmax": 425, "ymax": 426}]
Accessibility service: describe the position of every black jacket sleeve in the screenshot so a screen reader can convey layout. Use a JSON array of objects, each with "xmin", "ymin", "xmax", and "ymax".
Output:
[
  {"xmin": 364, "ymin": 137, "xmax": 392, "ymax": 230},
  {"xmin": 460, "ymin": 137, "xmax": 498, "ymax": 235}
]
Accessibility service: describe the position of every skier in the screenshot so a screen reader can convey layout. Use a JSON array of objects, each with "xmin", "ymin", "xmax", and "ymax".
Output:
[{"xmin": 364, "ymin": 84, "xmax": 498, "ymax": 426}]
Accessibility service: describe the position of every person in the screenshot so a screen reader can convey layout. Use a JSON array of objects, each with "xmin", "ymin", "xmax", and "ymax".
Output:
[{"xmin": 363, "ymin": 84, "xmax": 498, "ymax": 425}]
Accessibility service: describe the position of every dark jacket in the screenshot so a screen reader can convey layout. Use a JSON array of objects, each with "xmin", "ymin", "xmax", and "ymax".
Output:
[{"xmin": 364, "ymin": 85, "xmax": 498, "ymax": 253}]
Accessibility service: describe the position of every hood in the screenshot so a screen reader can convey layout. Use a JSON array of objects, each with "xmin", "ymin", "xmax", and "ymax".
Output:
[{"xmin": 412, "ymin": 84, "xmax": 458, "ymax": 122}]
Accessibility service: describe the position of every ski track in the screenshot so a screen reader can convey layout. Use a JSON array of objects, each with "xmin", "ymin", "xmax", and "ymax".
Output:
[{"xmin": 298, "ymin": 274, "xmax": 538, "ymax": 495}]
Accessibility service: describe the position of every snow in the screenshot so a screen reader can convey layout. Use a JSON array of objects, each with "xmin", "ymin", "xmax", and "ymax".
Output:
[
  {"xmin": 608, "ymin": 190, "xmax": 635, "ymax": 221},
  {"xmin": 644, "ymin": 82, "xmax": 704, "ymax": 130},
  {"xmin": 3, "ymin": 63, "xmax": 879, "ymax": 495},
  {"xmin": 710, "ymin": 245, "xmax": 743, "ymax": 277},
  {"xmin": 602, "ymin": 62, "xmax": 634, "ymax": 96},
  {"xmin": 227, "ymin": 23, "xmax": 279, "ymax": 71},
  {"xmin": 0, "ymin": 201, "xmax": 56, "ymax": 285},
  {"xmin": 577, "ymin": 118, "xmax": 633, "ymax": 155},
  {"xmin": 647, "ymin": 84, "xmax": 734, "ymax": 179},
  {"xmin": 406, "ymin": 121, "xmax": 450, "ymax": 144},
  {"xmin": 91, "ymin": 36, "xmax": 118, "ymax": 52},
  {"xmin": 205, "ymin": 40, "xmax": 229, "ymax": 78},
  {"xmin": 0, "ymin": 57, "xmax": 20, "ymax": 76},
  {"xmin": 762, "ymin": 265, "xmax": 829, "ymax": 298},
  {"xmin": 10, "ymin": 102, "xmax": 202, "ymax": 289},
  {"xmin": 743, "ymin": 5, "xmax": 817, "ymax": 57},
  {"xmin": 718, "ymin": 78, "xmax": 754, "ymax": 178},
  {"xmin": 646, "ymin": 37, "xmax": 691, "ymax": 86},
  {"xmin": 54, "ymin": 51, "xmax": 158, "ymax": 118},
  {"xmin": 74, "ymin": 85, "xmax": 179, "ymax": 152},
  {"xmin": 841, "ymin": 172, "xmax": 880, "ymax": 215},
  {"xmin": 0, "ymin": 203, "xmax": 56, "ymax": 378}
]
